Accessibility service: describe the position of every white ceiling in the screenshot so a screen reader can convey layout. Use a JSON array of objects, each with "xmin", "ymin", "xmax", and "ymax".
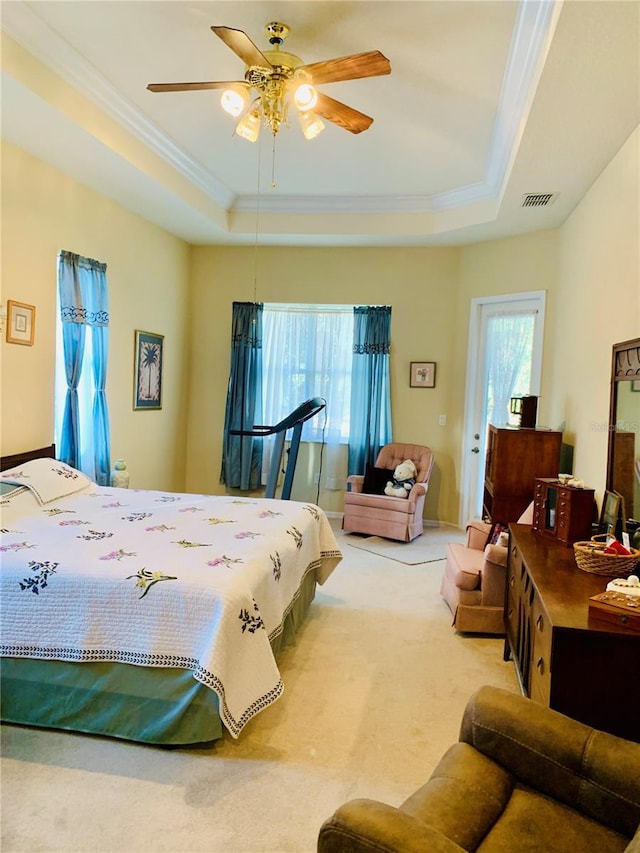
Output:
[{"xmin": 1, "ymin": 0, "xmax": 638, "ymax": 246}]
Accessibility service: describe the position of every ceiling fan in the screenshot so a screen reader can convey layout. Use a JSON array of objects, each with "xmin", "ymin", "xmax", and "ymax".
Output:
[{"xmin": 147, "ymin": 22, "xmax": 391, "ymax": 142}]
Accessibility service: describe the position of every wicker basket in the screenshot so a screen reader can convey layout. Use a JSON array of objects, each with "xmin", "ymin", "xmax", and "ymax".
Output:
[{"xmin": 573, "ymin": 541, "xmax": 640, "ymax": 577}]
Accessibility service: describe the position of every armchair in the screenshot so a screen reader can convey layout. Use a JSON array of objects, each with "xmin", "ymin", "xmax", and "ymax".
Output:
[
  {"xmin": 318, "ymin": 685, "xmax": 640, "ymax": 853},
  {"xmin": 440, "ymin": 505, "xmax": 533, "ymax": 634},
  {"xmin": 342, "ymin": 443, "xmax": 434, "ymax": 542},
  {"xmin": 439, "ymin": 520, "xmax": 507, "ymax": 634}
]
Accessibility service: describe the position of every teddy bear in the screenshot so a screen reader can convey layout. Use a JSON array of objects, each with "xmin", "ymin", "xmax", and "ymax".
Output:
[{"xmin": 384, "ymin": 459, "xmax": 417, "ymax": 498}]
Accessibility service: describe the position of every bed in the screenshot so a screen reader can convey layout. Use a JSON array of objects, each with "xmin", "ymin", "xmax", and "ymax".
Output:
[{"xmin": 0, "ymin": 446, "xmax": 342, "ymax": 745}]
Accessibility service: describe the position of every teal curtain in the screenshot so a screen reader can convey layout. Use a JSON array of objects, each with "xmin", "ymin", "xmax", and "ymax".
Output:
[
  {"xmin": 348, "ymin": 306, "xmax": 392, "ymax": 475},
  {"xmin": 221, "ymin": 302, "xmax": 264, "ymax": 489},
  {"xmin": 58, "ymin": 251, "xmax": 110, "ymax": 484}
]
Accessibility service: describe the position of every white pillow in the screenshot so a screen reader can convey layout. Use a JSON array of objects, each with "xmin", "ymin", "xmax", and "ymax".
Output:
[{"xmin": 0, "ymin": 458, "xmax": 93, "ymax": 505}]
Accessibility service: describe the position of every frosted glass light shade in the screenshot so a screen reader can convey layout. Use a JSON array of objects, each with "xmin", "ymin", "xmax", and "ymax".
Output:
[
  {"xmin": 221, "ymin": 88, "xmax": 248, "ymax": 117},
  {"xmin": 236, "ymin": 109, "xmax": 261, "ymax": 142},
  {"xmin": 298, "ymin": 110, "xmax": 325, "ymax": 140},
  {"xmin": 293, "ymin": 83, "xmax": 318, "ymax": 112}
]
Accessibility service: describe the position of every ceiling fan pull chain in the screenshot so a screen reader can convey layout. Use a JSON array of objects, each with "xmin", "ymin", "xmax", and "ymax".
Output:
[{"xmin": 271, "ymin": 134, "xmax": 277, "ymax": 188}]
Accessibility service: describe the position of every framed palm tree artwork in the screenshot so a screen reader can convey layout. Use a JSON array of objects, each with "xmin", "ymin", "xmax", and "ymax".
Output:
[{"xmin": 134, "ymin": 330, "xmax": 164, "ymax": 410}]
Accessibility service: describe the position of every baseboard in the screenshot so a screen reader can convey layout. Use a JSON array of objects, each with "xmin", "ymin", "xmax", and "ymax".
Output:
[{"xmin": 325, "ymin": 511, "xmax": 462, "ymax": 532}]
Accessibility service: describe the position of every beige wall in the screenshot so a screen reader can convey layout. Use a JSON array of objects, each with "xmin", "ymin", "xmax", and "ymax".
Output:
[
  {"xmin": 548, "ymin": 126, "xmax": 640, "ymax": 499},
  {"xmin": 3, "ymin": 124, "xmax": 638, "ymax": 522},
  {"xmin": 1, "ymin": 141, "xmax": 191, "ymax": 491},
  {"xmin": 186, "ymin": 245, "xmax": 461, "ymax": 519},
  {"xmin": 456, "ymin": 230, "xmax": 560, "ymax": 519}
]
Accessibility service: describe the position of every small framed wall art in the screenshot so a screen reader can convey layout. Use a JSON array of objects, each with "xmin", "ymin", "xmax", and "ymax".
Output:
[
  {"xmin": 410, "ymin": 361, "xmax": 436, "ymax": 388},
  {"xmin": 6, "ymin": 300, "xmax": 35, "ymax": 346},
  {"xmin": 134, "ymin": 330, "xmax": 164, "ymax": 410}
]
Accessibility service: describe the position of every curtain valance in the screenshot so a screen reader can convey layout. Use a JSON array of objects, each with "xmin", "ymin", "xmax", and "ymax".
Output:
[{"xmin": 58, "ymin": 250, "xmax": 109, "ymax": 326}]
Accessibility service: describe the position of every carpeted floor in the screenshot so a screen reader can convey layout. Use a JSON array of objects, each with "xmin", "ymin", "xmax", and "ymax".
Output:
[
  {"xmin": 0, "ymin": 518, "xmax": 518, "ymax": 853},
  {"xmin": 344, "ymin": 523, "xmax": 466, "ymax": 564}
]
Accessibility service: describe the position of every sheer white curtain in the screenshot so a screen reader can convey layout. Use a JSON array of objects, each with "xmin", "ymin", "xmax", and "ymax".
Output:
[
  {"xmin": 261, "ymin": 304, "xmax": 353, "ymax": 486},
  {"xmin": 485, "ymin": 311, "xmax": 536, "ymax": 427}
]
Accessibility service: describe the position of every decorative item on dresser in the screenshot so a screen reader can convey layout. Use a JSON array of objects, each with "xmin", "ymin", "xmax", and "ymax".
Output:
[
  {"xmin": 483, "ymin": 425, "xmax": 562, "ymax": 523},
  {"xmin": 532, "ymin": 477, "xmax": 595, "ymax": 545},
  {"xmin": 504, "ymin": 523, "xmax": 640, "ymax": 743}
]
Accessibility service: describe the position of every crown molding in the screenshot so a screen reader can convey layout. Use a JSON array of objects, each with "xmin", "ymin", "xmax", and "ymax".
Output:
[
  {"xmin": 2, "ymin": 0, "xmax": 561, "ymax": 219},
  {"xmin": 1, "ymin": 0, "xmax": 236, "ymax": 209}
]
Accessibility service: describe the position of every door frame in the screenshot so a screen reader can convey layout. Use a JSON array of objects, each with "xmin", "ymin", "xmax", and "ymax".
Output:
[{"xmin": 459, "ymin": 290, "xmax": 547, "ymax": 527}]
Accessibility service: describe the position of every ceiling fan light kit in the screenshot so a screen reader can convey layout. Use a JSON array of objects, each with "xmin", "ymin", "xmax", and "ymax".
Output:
[
  {"xmin": 220, "ymin": 87, "xmax": 249, "ymax": 118},
  {"xmin": 298, "ymin": 110, "xmax": 325, "ymax": 141},
  {"xmin": 147, "ymin": 22, "xmax": 391, "ymax": 143},
  {"xmin": 235, "ymin": 109, "xmax": 262, "ymax": 143}
]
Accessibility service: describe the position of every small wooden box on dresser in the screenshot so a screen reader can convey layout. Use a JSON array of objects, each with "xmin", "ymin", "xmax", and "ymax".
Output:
[
  {"xmin": 504, "ymin": 524, "xmax": 640, "ymax": 743},
  {"xmin": 532, "ymin": 478, "xmax": 595, "ymax": 545}
]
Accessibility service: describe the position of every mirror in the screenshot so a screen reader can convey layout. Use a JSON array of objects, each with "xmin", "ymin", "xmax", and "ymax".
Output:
[{"xmin": 606, "ymin": 337, "xmax": 640, "ymax": 536}]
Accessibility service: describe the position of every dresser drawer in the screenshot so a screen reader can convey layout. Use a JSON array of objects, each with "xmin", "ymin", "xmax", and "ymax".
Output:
[
  {"xmin": 555, "ymin": 493, "xmax": 569, "ymax": 535},
  {"xmin": 529, "ymin": 593, "xmax": 551, "ymax": 705}
]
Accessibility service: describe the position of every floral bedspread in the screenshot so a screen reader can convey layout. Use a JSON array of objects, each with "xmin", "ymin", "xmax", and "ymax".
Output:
[{"xmin": 0, "ymin": 459, "xmax": 342, "ymax": 737}]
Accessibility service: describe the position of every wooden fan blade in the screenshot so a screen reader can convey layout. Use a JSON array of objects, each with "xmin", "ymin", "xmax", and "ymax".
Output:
[
  {"xmin": 314, "ymin": 93, "xmax": 373, "ymax": 134},
  {"xmin": 211, "ymin": 26, "xmax": 273, "ymax": 68},
  {"xmin": 147, "ymin": 81, "xmax": 248, "ymax": 93},
  {"xmin": 300, "ymin": 50, "xmax": 390, "ymax": 85}
]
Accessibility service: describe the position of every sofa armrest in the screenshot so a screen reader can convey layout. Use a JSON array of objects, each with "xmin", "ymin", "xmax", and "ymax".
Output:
[
  {"xmin": 346, "ymin": 475, "xmax": 364, "ymax": 494},
  {"xmin": 317, "ymin": 799, "xmax": 465, "ymax": 853},
  {"xmin": 479, "ymin": 550, "xmax": 507, "ymax": 606},
  {"xmin": 466, "ymin": 521, "xmax": 491, "ymax": 551},
  {"xmin": 407, "ymin": 482, "xmax": 426, "ymax": 501},
  {"xmin": 483, "ymin": 543, "xmax": 507, "ymax": 567},
  {"xmin": 460, "ymin": 686, "xmax": 640, "ymax": 839}
]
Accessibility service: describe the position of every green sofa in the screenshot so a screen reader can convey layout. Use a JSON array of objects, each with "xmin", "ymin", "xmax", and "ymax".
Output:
[{"xmin": 318, "ymin": 686, "xmax": 640, "ymax": 852}]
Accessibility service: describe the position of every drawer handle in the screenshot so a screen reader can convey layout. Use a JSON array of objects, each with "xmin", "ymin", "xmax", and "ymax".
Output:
[{"xmin": 536, "ymin": 657, "xmax": 545, "ymax": 675}]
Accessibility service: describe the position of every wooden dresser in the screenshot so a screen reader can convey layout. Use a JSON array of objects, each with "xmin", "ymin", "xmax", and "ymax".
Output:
[
  {"xmin": 504, "ymin": 524, "xmax": 640, "ymax": 742},
  {"xmin": 483, "ymin": 426, "xmax": 563, "ymax": 523}
]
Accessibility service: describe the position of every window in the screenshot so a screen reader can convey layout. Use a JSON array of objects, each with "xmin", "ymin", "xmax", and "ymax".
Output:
[{"xmin": 262, "ymin": 304, "xmax": 353, "ymax": 443}]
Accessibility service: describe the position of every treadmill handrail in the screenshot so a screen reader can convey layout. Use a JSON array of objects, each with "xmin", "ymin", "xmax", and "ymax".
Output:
[{"xmin": 230, "ymin": 397, "xmax": 326, "ymax": 437}]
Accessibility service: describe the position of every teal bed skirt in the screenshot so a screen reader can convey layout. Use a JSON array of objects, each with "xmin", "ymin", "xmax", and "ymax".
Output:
[{"xmin": 1, "ymin": 570, "xmax": 317, "ymax": 746}]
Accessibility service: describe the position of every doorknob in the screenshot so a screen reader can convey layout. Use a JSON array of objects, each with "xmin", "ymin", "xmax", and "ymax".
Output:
[{"xmin": 471, "ymin": 447, "xmax": 480, "ymax": 454}]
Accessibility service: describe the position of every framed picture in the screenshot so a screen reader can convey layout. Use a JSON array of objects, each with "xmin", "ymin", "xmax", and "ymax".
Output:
[
  {"xmin": 410, "ymin": 361, "xmax": 436, "ymax": 388},
  {"xmin": 6, "ymin": 300, "xmax": 35, "ymax": 346},
  {"xmin": 599, "ymin": 490, "xmax": 623, "ymax": 537},
  {"xmin": 134, "ymin": 330, "xmax": 164, "ymax": 410}
]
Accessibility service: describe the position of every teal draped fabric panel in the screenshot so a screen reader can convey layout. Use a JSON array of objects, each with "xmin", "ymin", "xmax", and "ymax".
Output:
[
  {"xmin": 59, "ymin": 318, "xmax": 85, "ymax": 470},
  {"xmin": 348, "ymin": 306, "xmax": 392, "ymax": 475},
  {"xmin": 221, "ymin": 302, "xmax": 264, "ymax": 490},
  {"xmin": 58, "ymin": 250, "xmax": 111, "ymax": 484}
]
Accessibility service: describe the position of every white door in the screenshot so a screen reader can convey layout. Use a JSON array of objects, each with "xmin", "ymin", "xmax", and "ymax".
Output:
[{"xmin": 460, "ymin": 291, "xmax": 546, "ymax": 525}]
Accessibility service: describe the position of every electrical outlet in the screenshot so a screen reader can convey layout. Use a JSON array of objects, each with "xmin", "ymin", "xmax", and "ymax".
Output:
[{"xmin": 439, "ymin": 414, "xmax": 447, "ymax": 426}]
